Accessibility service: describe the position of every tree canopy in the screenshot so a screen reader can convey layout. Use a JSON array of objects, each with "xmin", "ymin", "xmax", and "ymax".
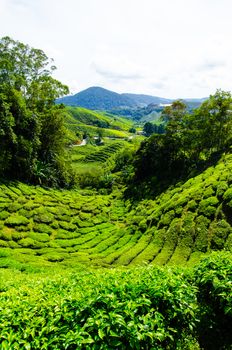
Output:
[
  {"xmin": 131, "ymin": 90, "xmax": 232, "ymax": 195},
  {"xmin": 0, "ymin": 36, "xmax": 71, "ymax": 186}
]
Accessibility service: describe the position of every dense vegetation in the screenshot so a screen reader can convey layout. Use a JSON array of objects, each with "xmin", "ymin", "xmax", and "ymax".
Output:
[
  {"xmin": 0, "ymin": 37, "xmax": 72, "ymax": 187},
  {"xmin": 131, "ymin": 92, "xmax": 232, "ymax": 196},
  {"xmin": 0, "ymin": 252, "xmax": 231, "ymax": 349},
  {"xmin": 57, "ymin": 86, "xmax": 135, "ymax": 110},
  {"xmin": 1, "ymin": 37, "xmax": 232, "ymax": 349},
  {"xmin": 64, "ymin": 106, "xmax": 133, "ymax": 142},
  {"xmin": 0, "ymin": 153, "xmax": 232, "ymax": 270}
]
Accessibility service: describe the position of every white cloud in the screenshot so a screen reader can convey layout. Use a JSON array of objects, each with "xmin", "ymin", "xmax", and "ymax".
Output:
[{"xmin": 0, "ymin": 0, "xmax": 232, "ymax": 98}]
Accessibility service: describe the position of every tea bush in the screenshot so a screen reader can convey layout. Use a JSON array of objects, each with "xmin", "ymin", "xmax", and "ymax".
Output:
[
  {"xmin": 0, "ymin": 153, "xmax": 232, "ymax": 270},
  {"xmin": 1, "ymin": 253, "xmax": 231, "ymax": 349}
]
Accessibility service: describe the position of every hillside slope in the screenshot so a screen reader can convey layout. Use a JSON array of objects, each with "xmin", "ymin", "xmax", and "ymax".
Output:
[
  {"xmin": 122, "ymin": 93, "xmax": 172, "ymax": 106},
  {"xmin": 57, "ymin": 86, "xmax": 136, "ymax": 109},
  {"xmin": 64, "ymin": 106, "xmax": 132, "ymax": 141},
  {"xmin": 57, "ymin": 86, "xmax": 206, "ymax": 112},
  {"xmin": 0, "ymin": 153, "xmax": 231, "ymax": 269}
]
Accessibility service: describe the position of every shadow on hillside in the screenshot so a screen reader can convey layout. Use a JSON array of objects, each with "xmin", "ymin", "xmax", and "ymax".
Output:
[{"xmin": 124, "ymin": 151, "xmax": 226, "ymax": 202}]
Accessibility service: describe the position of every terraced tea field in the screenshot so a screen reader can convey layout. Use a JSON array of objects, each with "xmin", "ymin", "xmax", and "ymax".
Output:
[
  {"xmin": 69, "ymin": 140, "xmax": 131, "ymax": 187},
  {"xmin": 70, "ymin": 141, "xmax": 126, "ymax": 167},
  {"xmin": 64, "ymin": 106, "xmax": 133, "ymax": 140},
  {"xmin": 0, "ymin": 154, "xmax": 232, "ymax": 270},
  {"xmin": 0, "ymin": 184, "xmax": 128, "ymax": 269}
]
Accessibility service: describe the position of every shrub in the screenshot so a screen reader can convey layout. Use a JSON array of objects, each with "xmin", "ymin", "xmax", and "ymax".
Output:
[
  {"xmin": 187, "ymin": 200, "xmax": 197, "ymax": 210},
  {"xmin": 32, "ymin": 223, "xmax": 53, "ymax": 235},
  {"xmin": 160, "ymin": 210, "xmax": 175, "ymax": 226},
  {"xmin": 223, "ymin": 187, "xmax": 232, "ymax": 201},
  {"xmin": 216, "ymin": 181, "xmax": 228, "ymax": 197},
  {"xmin": 44, "ymin": 252, "xmax": 66, "ymax": 262},
  {"xmin": 0, "ymin": 239, "xmax": 8, "ymax": 247},
  {"xmin": 18, "ymin": 238, "xmax": 39, "ymax": 248},
  {"xmin": 202, "ymin": 186, "xmax": 215, "ymax": 198},
  {"xmin": 0, "ymin": 211, "xmax": 10, "ymax": 220},
  {"xmin": 11, "ymin": 231, "xmax": 27, "ymax": 241},
  {"xmin": 7, "ymin": 203, "xmax": 21, "ymax": 213},
  {"xmin": 0, "ymin": 230, "xmax": 12, "ymax": 241},
  {"xmin": 58, "ymin": 221, "xmax": 76, "ymax": 231},
  {"xmin": 194, "ymin": 252, "xmax": 232, "ymax": 349},
  {"xmin": 210, "ymin": 220, "xmax": 232, "ymax": 250},
  {"xmin": 29, "ymin": 232, "xmax": 50, "ymax": 243},
  {"xmin": 194, "ymin": 216, "xmax": 210, "ymax": 252},
  {"xmin": 17, "ymin": 208, "xmax": 34, "ymax": 218},
  {"xmin": 198, "ymin": 196, "xmax": 219, "ymax": 217},
  {"xmin": 33, "ymin": 212, "xmax": 54, "ymax": 224},
  {"xmin": 5, "ymin": 215, "xmax": 29, "ymax": 226}
]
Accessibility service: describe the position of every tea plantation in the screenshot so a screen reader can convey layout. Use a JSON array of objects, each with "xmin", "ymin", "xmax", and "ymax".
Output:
[
  {"xmin": 64, "ymin": 106, "xmax": 133, "ymax": 140},
  {"xmin": 1, "ymin": 36, "xmax": 231, "ymax": 349},
  {"xmin": 0, "ymin": 153, "xmax": 232, "ymax": 270},
  {"xmin": 1, "ymin": 153, "xmax": 232, "ymax": 349},
  {"xmin": 0, "ymin": 253, "xmax": 231, "ymax": 349}
]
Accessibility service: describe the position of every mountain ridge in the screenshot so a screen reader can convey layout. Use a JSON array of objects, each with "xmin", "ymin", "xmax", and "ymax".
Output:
[{"xmin": 57, "ymin": 86, "xmax": 206, "ymax": 110}]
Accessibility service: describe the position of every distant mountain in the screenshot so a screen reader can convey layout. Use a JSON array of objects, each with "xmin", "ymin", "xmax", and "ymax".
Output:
[
  {"xmin": 121, "ymin": 93, "xmax": 172, "ymax": 106},
  {"xmin": 108, "ymin": 103, "xmax": 164, "ymax": 121},
  {"xmin": 57, "ymin": 87, "xmax": 136, "ymax": 110},
  {"xmin": 57, "ymin": 86, "xmax": 207, "ymax": 113}
]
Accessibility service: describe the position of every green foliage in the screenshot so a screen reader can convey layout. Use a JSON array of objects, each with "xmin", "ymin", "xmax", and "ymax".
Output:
[
  {"xmin": 198, "ymin": 196, "xmax": 219, "ymax": 217},
  {"xmin": 0, "ymin": 253, "xmax": 231, "ymax": 349},
  {"xmin": 66, "ymin": 106, "xmax": 132, "ymax": 131},
  {"xmin": 70, "ymin": 139, "xmax": 133, "ymax": 190},
  {"xmin": 0, "ymin": 36, "xmax": 73, "ymax": 187},
  {"xmin": 0, "ymin": 153, "xmax": 232, "ymax": 270},
  {"xmin": 143, "ymin": 121, "xmax": 165, "ymax": 136},
  {"xmin": 132, "ymin": 90, "xmax": 232, "ymax": 194},
  {"xmin": 5, "ymin": 215, "xmax": 29, "ymax": 226},
  {"xmin": 194, "ymin": 252, "xmax": 232, "ymax": 349}
]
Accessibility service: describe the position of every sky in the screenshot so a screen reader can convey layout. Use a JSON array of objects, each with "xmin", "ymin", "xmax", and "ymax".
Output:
[{"xmin": 0, "ymin": 0, "xmax": 232, "ymax": 98}]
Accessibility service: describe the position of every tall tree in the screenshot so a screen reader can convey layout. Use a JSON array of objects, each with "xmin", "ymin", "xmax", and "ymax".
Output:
[
  {"xmin": 0, "ymin": 37, "xmax": 71, "ymax": 186},
  {"xmin": 131, "ymin": 91, "xmax": 232, "ymax": 196},
  {"xmin": 191, "ymin": 89, "xmax": 232, "ymax": 155},
  {"xmin": 0, "ymin": 36, "xmax": 68, "ymax": 111}
]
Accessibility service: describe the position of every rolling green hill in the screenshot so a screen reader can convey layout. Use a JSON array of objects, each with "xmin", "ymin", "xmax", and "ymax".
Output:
[
  {"xmin": 69, "ymin": 139, "xmax": 132, "ymax": 188},
  {"xmin": 1, "ymin": 37, "xmax": 230, "ymax": 350},
  {"xmin": 56, "ymin": 86, "xmax": 205, "ymax": 111},
  {"xmin": 57, "ymin": 86, "xmax": 136, "ymax": 109},
  {"xmin": 64, "ymin": 106, "xmax": 133, "ymax": 141},
  {"xmin": 0, "ymin": 153, "xmax": 231, "ymax": 270}
]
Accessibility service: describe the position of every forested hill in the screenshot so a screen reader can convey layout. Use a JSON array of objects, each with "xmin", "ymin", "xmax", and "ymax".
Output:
[
  {"xmin": 57, "ymin": 87, "xmax": 136, "ymax": 109},
  {"xmin": 121, "ymin": 92, "xmax": 172, "ymax": 105},
  {"xmin": 57, "ymin": 86, "xmax": 206, "ymax": 115}
]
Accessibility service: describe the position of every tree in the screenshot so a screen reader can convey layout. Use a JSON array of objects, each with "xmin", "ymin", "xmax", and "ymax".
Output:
[
  {"xmin": 161, "ymin": 100, "xmax": 187, "ymax": 135},
  {"xmin": 129, "ymin": 127, "xmax": 136, "ymax": 134},
  {"xmin": 0, "ymin": 36, "xmax": 68, "ymax": 111},
  {"xmin": 0, "ymin": 37, "xmax": 71, "ymax": 186},
  {"xmin": 130, "ymin": 91, "xmax": 232, "ymax": 196},
  {"xmin": 191, "ymin": 89, "xmax": 232, "ymax": 155},
  {"xmin": 0, "ymin": 85, "xmax": 40, "ymax": 180},
  {"xmin": 143, "ymin": 122, "xmax": 155, "ymax": 136}
]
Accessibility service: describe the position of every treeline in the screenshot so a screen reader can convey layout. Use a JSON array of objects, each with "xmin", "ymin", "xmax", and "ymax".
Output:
[
  {"xmin": 0, "ymin": 37, "xmax": 73, "ymax": 187},
  {"xmin": 143, "ymin": 121, "xmax": 165, "ymax": 136},
  {"xmin": 126, "ymin": 91, "xmax": 232, "ymax": 196}
]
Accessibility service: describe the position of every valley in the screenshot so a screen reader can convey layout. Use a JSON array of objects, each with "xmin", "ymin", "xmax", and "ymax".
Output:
[
  {"xmin": 0, "ymin": 36, "xmax": 231, "ymax": 350},
  {"xmin": 1, "ymin": 153, "xmax": 232, "ymax": 270}
]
